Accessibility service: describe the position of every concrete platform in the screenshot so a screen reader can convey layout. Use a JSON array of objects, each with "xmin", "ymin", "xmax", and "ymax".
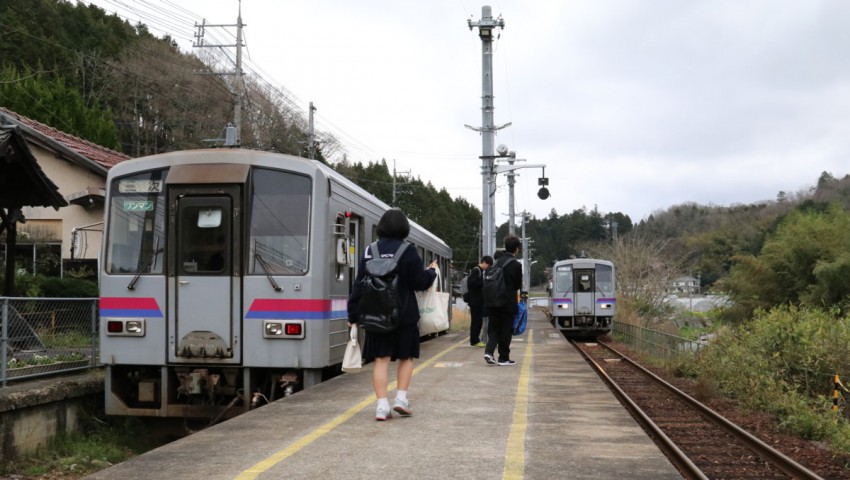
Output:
[{"xmin": 87, "ymin": 309, "xmax": 682, "ymax": 479}]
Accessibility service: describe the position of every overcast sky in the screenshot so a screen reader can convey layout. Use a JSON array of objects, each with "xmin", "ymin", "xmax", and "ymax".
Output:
[{"xmin": 84, "ymin": 0, "xmax": 850, "ymax": 223}]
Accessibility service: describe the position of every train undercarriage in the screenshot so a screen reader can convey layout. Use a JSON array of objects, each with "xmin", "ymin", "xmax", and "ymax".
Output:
[{"xmin": 104, "ymin": 364, "xmax": 331, "ymax": 420}]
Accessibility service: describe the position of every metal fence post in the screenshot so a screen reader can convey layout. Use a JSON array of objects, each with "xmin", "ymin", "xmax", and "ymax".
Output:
[
  {"xmin": 91, "ymin": 298, "xmax": 98, "ymax": 367},
  {"xmin": 2, "ymin": 298, "xmax": 8, "ymax": 387}
]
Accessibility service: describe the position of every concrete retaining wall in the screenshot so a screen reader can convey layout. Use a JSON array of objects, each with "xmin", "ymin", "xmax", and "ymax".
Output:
[{"xmin": 0, "ymin": 371, "xmax": 104, "ymax": 462}]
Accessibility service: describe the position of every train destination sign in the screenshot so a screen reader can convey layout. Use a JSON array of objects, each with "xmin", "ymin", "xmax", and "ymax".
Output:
[{"xmin": 119, "ymin": 179, "xmax": 163, "ymax": 193}]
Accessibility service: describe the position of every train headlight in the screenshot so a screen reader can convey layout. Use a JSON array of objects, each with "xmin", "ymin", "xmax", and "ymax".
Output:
[
  {"xmin": 265, "ymin": 322, "xmax": 283, "ymax": 336},
  {"xmin": 599, "ymin": 304, "xmax": 612, "ymax": 309},
  {"xmin": 557, "ymin": 303, "xmax": 569, "ymax": 310},
  {"xmin": 263, "ymin": 320, "xmax": 306, "ymax": 339},
  {"xmin": 126, "ymin": 320, "xmax": 144, "ymax": 334}
]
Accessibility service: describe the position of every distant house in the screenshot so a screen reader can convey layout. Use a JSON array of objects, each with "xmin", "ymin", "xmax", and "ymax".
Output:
[
  {"xmin": 669, "ymin": 275, "xmax": 700, "ymax": 294},
  {"xmin": 0, "ymin": 107, "xmax": 130, "ymax": 277}
]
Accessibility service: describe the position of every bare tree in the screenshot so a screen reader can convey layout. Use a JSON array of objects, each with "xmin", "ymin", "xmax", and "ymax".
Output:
[{"xmin": 581, "ymin": 232, "xmax": 686, "ymax": 327}]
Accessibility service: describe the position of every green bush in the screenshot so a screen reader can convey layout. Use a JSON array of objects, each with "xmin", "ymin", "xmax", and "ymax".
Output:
[
  {"xmin": 0, "ymin": 273, "xmax": 97, "ymax": 298},
  {"xmin": 696, "ymin": 305, "xmax": 850, "ymax": 452},
  {"xmin": 38, "ymin": 276, "xmax": 98, "ymax": 297}
]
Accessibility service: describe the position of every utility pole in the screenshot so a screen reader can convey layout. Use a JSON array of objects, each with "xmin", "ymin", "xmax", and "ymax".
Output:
[
  {"xmin": 498, "ymin": 156, "xmax": 524, "ymax": 235},
  {"xmin": 194, "ymin": 0, "xmax": 245, "ymax": 146},
  {"xmin": 467, "ymin": 6, "xmax": 507, "ymax": 256},
  {"xmin": 508, "ymin": 211, "xmax": 534, "ymax": 293},
  {"xmin": 521, "ymin": 211, "xmax": 532, "ymax": 294},
  {"xmin": 392, "ymin": 159, "xmax": 410, "ymax": 207},
  {"xmin": 507, "ymin": 160, "xmax": 516, "ymax": 235},
  {"xmin": 308, "ymin": 102, "xmax": 316, "ymax": 159}
]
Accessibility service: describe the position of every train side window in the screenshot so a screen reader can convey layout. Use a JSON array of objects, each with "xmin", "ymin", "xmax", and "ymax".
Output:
[
  {"xmin": 335, "ymin": 213, "xmax": 346, "ymax": 281},
  {"xmin": 248, "ymin": 168, "xmax": 311, "ymax": 275}
]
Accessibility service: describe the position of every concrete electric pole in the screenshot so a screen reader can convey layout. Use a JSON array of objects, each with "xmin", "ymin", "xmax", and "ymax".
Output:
[
  {"xmin": 308, "ymin": 102, "xmax": 316, "ymax": 159},
  {"xmin": 193, "ymin": 0, "xmax": 245, "ymax": 146},
  {"xmin": 467, "ymin": 6, "xmax": 507, "ymax": 256}
]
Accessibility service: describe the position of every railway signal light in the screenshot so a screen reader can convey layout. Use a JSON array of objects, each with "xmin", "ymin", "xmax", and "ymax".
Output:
[{"xmin": 538, "ymin": 176, "xmax": 550, "ymax": 200}]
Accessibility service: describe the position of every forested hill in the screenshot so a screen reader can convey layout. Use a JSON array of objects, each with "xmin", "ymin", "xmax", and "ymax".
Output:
[{"xmin": 0, "ymin": 0, "xmax": 312, "ymax": 156}]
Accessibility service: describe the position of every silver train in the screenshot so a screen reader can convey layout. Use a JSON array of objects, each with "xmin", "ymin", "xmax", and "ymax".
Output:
[
  {"xmin": 99, "ymin": 149, "xmax": 452, "ymax": 418},
  {"xmin": 548, "ymin": 257, "xmax": 615, "ymax": 337}
]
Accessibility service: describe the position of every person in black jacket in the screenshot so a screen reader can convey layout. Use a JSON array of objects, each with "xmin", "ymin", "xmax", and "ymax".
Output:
[
  {"xmin": 467, "ymin": 255, "xmax": 493, "ymax": 347},
  {"xmin": 484, "ymin": 236, "xmax": 523, "ymax": 366},
  {"xmin": 347, "ymin": 208, "xmax": 437, "ymax": 421}
]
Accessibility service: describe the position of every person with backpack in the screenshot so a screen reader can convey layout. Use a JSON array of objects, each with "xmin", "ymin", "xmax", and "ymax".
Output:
[
  {"xmin": 466, "ymin": 255, "xmax": 493, "ymax": 347},
  {"xmin": 483, "ymin": 236, "xmax": 523, "ymax": 366},
  {"xmin": 347, "ymin": 208, "xmax": 438, "ymax": 421}
]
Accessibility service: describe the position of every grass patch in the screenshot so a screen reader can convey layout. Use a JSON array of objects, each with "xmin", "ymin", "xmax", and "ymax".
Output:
[
  {"xmin": 7, "ymin": 352, "xmax": 85, "ymax": 369},
  {"xmin": 38, "ymin": 328, "xmax": 92, "ymax": 349},
  {"xmin": 451, "ymin": 305, "xmax": 471, "ymax": 333},
  {"xmin": 0, "ymin": 399, "xmax": 158, "ymax": 478}
]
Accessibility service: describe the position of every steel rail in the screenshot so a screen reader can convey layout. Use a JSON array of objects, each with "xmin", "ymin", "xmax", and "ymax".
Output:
[
  {"xmin": 594, "ymin": 339, "xmax": 825, "ymax": 480},
  {"xmin": 570, "ymin": 339, "xmax": 708, "ymax": 480}
]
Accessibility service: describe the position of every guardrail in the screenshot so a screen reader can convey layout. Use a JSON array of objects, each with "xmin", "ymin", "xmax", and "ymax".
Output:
[
  {"xmin": 1, "ymin": 297, "xmax": 99, "ymax": 387},
  {"xmin": 613, "ymin": 321, "xmax": 707, "ymax": 359}
]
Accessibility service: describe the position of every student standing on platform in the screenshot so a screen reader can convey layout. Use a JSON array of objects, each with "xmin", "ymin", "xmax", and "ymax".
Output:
[
  {"xmin": 467, "ymin": 255, "xmax": 493, "ymax": 347},
  {"xmin": 484, "ymin": 236, "xmax": 522, "ymax": 366},
  {"xmin": 347, "ymin": 208, "xmax": 438, "ymax": 421}
]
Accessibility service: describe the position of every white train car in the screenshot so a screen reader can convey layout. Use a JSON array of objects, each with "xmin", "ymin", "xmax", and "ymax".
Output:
[
  {"xmin": 548, "ymin": 257, "xmax": 615, "ymax": 337},
  {"xmin": 99, "ymin": 149, "xmax": 451, "ymax": 418}
]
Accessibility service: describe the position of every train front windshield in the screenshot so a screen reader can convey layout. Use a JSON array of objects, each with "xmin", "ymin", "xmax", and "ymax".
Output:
[
  {"xmin": 248, "ymin": 168, "xmax": 312, "ymax": 275},
  {"xmin": 596, "ymin": 264, "xmax": 614, "ymax": 292},
  {"xmin": 105, "ymin": 169, "xmax": 169, "ymax": 274},
  {"xmin": 554, "ymin": 266, "xmax": 572, "ymax": 293}
]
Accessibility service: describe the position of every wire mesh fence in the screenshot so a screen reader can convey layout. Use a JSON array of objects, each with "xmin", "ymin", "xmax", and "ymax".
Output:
[
  {"xmin": 1, "ymin": 297, "xmax": 99, "ymax": 386},
  {"xmin": 613, "ymin": 321, "xmax": 707, "ymax": 360}
]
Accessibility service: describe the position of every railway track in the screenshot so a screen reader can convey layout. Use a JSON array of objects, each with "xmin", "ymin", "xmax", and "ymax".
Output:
[{"xmin": 573, "ymin": 340, "xmax": 825, "ymax": 480}]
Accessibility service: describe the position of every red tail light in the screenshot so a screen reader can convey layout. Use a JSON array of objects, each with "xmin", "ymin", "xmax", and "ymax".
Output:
[
  {"xmin": 285, "ymin": 323, "xmax": 302, "ymax": 336},
  {"xmin": 107, "ymin": 321, "xmax": 124, "ymax": 333}
]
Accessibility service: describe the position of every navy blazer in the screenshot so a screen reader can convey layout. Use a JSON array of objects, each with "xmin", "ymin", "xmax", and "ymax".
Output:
[
  {"xmin": 347, "ymin": 238, "xmax": 437, "ymax": 327},
  {"xmin": 466, "ymin": 266, "xmax": 484, "ymax": 307}
]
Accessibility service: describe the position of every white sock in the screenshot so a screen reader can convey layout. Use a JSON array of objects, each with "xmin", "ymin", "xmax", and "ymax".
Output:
[
  {"xmin": 396, "ymin": 390, "xmax": 408, "ymax": 402},
  {"xmin": 377, "ymin": 397, "xmax": 389, "ymax": 409}
]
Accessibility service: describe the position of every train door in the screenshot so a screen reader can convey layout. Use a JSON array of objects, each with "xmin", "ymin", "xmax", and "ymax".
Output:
[
  {"xmin": 573, "ymin": 268, "xmax": 595, "ymax": 315},
  {"xmin": 348, "ymin": 217, "xmax": 360, "ymax": 286},
  {"xmin": 169, "ymin": 187, "xmax": 241, "ymax": 362}
]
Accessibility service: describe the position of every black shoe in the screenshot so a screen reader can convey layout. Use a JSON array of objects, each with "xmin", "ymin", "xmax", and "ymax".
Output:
[{"xmin": 497, "ymin": 359, "xmax": 516, "ymax": 366}]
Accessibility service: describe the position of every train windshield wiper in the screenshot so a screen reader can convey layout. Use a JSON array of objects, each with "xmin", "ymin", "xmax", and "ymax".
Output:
[
  {"xmin": 254, "ymin": 253, "xmax": 283, "ymax": 292},
  {"xmin": 127, "ymin": 238, "xmax": 161, "ymax": 291}
]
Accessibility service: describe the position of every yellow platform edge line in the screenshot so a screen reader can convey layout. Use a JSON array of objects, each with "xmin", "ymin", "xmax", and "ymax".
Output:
[
  {"xmin": 235, "ymin": 336, "xmax": 466, "ymax": 480},
  {"xmin": 503, "ymin": 328, "xmax": 532, "ymax": 480}
]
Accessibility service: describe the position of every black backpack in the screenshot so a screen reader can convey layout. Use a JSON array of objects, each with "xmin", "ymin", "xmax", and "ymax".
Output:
[
  {"xmin": 460, "ymin": 267, "xmax": 478, "ymax": 303},
  {"xmin": 482, "ymin": 256, "xmax": 515, "ymax": 307},
  {"xmin": 356, "ymin": 241, "xmax": 410, "ymax": 333}
]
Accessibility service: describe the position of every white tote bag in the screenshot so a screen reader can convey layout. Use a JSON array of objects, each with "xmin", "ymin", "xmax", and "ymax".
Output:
[
  {"xmin": 342, "ymin": 325, "xmax": 362, "ymax": 373},
  {"xmin": 417, "ymin": 268, "xmax": 450, "ymax": 335}
]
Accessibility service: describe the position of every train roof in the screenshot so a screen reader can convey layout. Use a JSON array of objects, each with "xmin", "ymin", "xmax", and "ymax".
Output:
[{"xmin": 553, "ymin": 257, "xmax": 614, "ymax": 269}]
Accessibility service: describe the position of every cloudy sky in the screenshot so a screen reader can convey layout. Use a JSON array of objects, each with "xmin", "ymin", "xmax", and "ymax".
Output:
[{"xmin": 84, "ymin": 0, "xmax": 850, "ymax": 223}]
